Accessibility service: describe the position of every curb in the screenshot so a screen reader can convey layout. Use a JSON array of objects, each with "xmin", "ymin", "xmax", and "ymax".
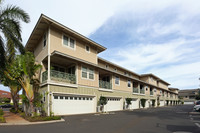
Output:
[{"xmin": 0, "ymin": 118, "xmax": 65, "ymax": 126}]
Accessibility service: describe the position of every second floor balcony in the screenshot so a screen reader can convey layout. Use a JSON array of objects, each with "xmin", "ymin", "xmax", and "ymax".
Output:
[
  {"xmin": 133, "ymin": 87, "xmax": 139, "ymax": 93},
  {"xmin": 99, "ymin": 80, "xmax": 112, "ymax": 89},
  {"xmin": 42, "ymin": 70, "xmax": 76, "ymax": 84},
  {"xmin": 150, "ymin": 91, "xmax": 153, "ymax": 96}
]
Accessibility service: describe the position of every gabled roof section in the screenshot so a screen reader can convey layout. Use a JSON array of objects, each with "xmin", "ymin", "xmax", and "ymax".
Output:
[
  {"xmin": 141, "ymin": 73, "xmax": 170, "ymax": 85},
  {"xmin": 25, "ymin": 14, "xmax": 106, "ymax": 53},
  {"xmin": 98, "ymin": 57, "xmax": 140, "ymax": 77},
  {"xmin": 169, "ymin": 87, "xmax": 179, "ymax": 90}
]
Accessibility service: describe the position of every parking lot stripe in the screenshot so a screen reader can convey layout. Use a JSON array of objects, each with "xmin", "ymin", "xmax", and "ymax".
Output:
[{"xmin": 195, "ymin": 123, "xmax": 200, "ymax": 128}]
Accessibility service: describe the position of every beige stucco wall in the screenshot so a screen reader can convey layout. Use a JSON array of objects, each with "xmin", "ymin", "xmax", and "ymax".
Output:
[
  {"xmin": 77, "ymin": 64, "xmax": 99, "ymax": 87},
  {"xmin": 34, "ymin": 32, "xmax": 48, "ymax": 63},
  {"xmin": 148, "ymin": 77, "xmax": 157, "ymax": 86},
  {"xmin": 50, "ymin": 27, "xmax": 98, "ymax": 64},
  {"xmin": 98, "ymin": 60, "xmax": 140, "ymax": 80},
  {"xmin": 140, "ymin": 76, "xmax": 149, "ymax": 83},
  {"xmin": 112, "ymin": 75, "xmax": 132, "ymax": 92},
  {"xmin": 158, "ymin": 82, "xmax": 168, "ymax": 90}
]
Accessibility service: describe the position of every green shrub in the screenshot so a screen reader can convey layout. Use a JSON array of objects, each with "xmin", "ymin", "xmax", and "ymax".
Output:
[
  {"xmin": 152, "ymin": 100, "xmax": 155, "ymax": 107},
  {"xmin": 10, "ymin": 107, "xmax": 21, "ymax": 114},
  {"xmin": 126, "ymin": 98, "xmax": 132, "ymax": 105},
  {"xmin": 0, "ymin": 109, "xmax": 4, "ymax": 116},
  {"xmin": 99, "ymin": 96, "xmax": 107, "ymax": 106},
  {"xmin": 140, "ymin": 99, "xmax": 146, "ymax": 108},
  {"xmin": 0, "ymin": 116, "xmax": 5, "ymax": 123},
  {"xmin": 25, "ymin": 116, "xmax": 61, "ymax": 122}
]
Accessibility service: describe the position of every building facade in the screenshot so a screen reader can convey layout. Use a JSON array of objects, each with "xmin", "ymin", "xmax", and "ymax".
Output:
[
  {"xmin": 25, "ymin": 14, "xmax": 179, "ymax": 116},
  {"xmin": 178, "ymin": 89, "xmax": 200, "ymax": 104}
]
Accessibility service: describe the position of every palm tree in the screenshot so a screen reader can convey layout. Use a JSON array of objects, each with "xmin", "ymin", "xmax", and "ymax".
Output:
[
  {"xmin": 0, "ymin": 0, "xmax": 30, "ymax": 71},
  {"xmin": 5, "ymin": 52, "xmax": 42, "ymax": 116}
]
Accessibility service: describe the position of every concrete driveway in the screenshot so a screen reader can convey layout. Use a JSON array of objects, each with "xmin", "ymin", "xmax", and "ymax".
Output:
[{"xmin": 0, "ymin": 105, "xmax": 200, "ymax": 133}]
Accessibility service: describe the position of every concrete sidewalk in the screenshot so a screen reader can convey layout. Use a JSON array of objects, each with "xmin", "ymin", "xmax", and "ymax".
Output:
[
  {"xmin": 3, "ymin": 111, "xmax": 30, "ymax": 124},
  {"xmin": 0, "ymin": 111, "xmax": 65, "ymax": 125}
]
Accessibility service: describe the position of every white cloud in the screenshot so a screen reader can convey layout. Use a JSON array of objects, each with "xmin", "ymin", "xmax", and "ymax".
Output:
[{"xmin": 3, "ymin": 0, "xmax": 132, "ymax": 44}]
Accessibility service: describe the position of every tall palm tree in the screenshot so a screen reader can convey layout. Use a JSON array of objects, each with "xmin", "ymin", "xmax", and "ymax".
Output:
[{"xmin": 0, "ymin": 0, "xmax": 30, "ymax": 71}]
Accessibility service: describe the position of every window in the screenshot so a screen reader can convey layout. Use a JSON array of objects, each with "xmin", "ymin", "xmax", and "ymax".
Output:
[
  {"xmin": 86, "ymin": 45, "xmax": 90, "ymax": 52},
  {"xmin": 88, "ymin": 68, "xmax": 94, "ymax": 80},
  {"xmin": 81, "ymin": 66, "xmax": 94, "ymax": 80},
  {"xmin": 65, "ymin": 96, "xmax": 68, "ymax": 100},
  {"xmin": 124, "ymin": 72, "xmax": 127, "ymax": 75},
  {"xmin": 128, "ymin": 80, "xmax": 131, "ymax": 87},
  {"xmin": 60, "ymin": 96, "xmax": 64, "ymax": 99},
  {"xmin": 70, "ymin": 38, "xmax": 75, "ymax": 48},
  {"xmin": 105, "ymin": 65, "xmax": 109, "ymax": 69},
  {"xmin": 43, "ymin": 33, "xmax": 47, "ymax": 47},
  {"xmin": 115, "ymin": 76, "xmax": 120, "ymax": 85},
  {"xmin": 63, "ymin": 35, "xmax": 75, "ymax": 49},
  {"xmin": 82, "ymin": 66, "xmax": 87, "ymax": 78},
  {"xmin": 54, "ymin": 96, "xmax": 58, "ymax": 99},
  {"xmin": 63, "ymin": 35, "xmax": 68, "ymax": 46},
  {"xmin": 114, "ymin": 68, "xmax": 117, "ymax": 71}
]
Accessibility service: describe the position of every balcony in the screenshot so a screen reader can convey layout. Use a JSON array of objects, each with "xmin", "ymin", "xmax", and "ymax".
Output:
[
  {"xmin": 99, "ymin": 80, "xmax": 112, "ymax": 89},
  {"xmin": 140, "ymin": 88, "xmax": 145, "ymax": 94},
  {"xmin": 133, "ymin": 88, "xmax": 139, "ymax": 93},
  {"xmin": 42, "ymin": 70, "xmax": 76, "ymax": 84}
]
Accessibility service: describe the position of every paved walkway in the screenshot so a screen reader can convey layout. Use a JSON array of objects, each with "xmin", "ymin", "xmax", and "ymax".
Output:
[{"xmin": 3, "ymin": 111, "xmax": 30, "ymax": 124}]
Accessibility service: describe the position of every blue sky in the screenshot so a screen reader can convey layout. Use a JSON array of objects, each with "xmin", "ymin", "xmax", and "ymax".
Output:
[{"xmin": 0, "ymin": 0, "xmax": 200, "ymax": 92}]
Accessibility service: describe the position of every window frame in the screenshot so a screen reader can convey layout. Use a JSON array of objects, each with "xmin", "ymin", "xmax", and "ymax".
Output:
[
  {"xmin": 43, "ymin": 32, "xmax": 47, "ymax": 48},
  {"xmin": 85, "ymin": 45, "xmax": 90, "ymax": 53},
  {"xmin": 81, "ymin": 65, "xmax": 95, "ymax": 80},
  {"xmin": 62, "ymin": 34, "xmax": 76, "ymax": 50},
  {"xmin": 127, "ymin": 80, "xmax": 131, "ymax": 88},
  {"xmin": 115, "ymin": 76, "xmax": 120, "ymax": 85}
]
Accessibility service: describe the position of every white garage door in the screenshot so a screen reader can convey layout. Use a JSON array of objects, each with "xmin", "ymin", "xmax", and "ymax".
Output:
[
  {"xmin": 105, "ymin": 98, "xmax": 122, "ymax": 112},
  {"xmin": 130, "ymin": 99, "xmax": 139, "ymax": 109},
  {"xmin": 160, "ymin": 100, "xmax": 165, "ymax": 106},
  {"xmin": 146, "ymin": 100, "xmax": 150, "ymax": 108},
  {"xmin": 184, "ymin": 102, "xmax": 194, "ymax": 105},
  {"xmin": 52, "ymin": 94, "xmax": 95, "ymax": 115}
]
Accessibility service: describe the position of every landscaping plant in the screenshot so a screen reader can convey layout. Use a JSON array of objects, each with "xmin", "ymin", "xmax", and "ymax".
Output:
[
  {"xmin": 99, "ymin": 96, "xmax": 107, "ymax": 112},
  {"xmin": 140, "ymin": 99, "xmax": 146, "ymax": 108},
  {"xmin": 125, "ymin": 98, "xmax": 132, "ymax": 109}
]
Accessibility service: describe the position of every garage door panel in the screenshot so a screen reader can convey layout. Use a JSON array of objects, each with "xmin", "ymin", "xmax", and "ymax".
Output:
[
  {"xmin": 160, "ymin": 101, "xmax": 165, "ymax": 106},
  {"xmin": 52, "ymin": 95, "xmax": 95, "ymax": 115},
  {"xmin": 105, "ymin": 98, "xmax": 122, "ymax": 112},
  {"xmin": 130, "ymin": 99, "xmax": 139, "ymax": 109}
]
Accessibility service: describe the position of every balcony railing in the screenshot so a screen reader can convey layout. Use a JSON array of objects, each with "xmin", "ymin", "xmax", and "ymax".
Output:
[
  {"xmin": 99, "ymin": 80, "xmax": 112, "ymax": 89},
  {"xmin": 42, "ymin": 70, "xmax": 76, "ymax": 84},
  {"xmin": 150, "ymin": 91, "xmax": 153, "ymax": 96},
  {"xmin": 133, "ymin": 88, "xmax": 139, "ymax": 93},
  {"xmin": 140, "ymin": 88, "xmax": 145, "ymax": 94}
]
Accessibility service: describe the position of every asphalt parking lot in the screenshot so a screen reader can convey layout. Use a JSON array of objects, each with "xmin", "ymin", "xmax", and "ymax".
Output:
[{"xmin": 0, "ymin": 105, "xmax": 200, "ymax": 133}]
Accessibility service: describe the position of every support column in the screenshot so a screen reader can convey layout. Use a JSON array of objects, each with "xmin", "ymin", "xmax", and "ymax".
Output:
[{"xmin": 47, "ymin": 27, "xmax": 51, "ymax": 116}]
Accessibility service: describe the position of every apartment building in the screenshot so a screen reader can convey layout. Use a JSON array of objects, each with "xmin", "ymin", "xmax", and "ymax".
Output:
[
  {"xmin": 178, "ymin": 89, "xmax": 200, "ymax": 104},
  {"xmin": 25, "ymin": 14, "xmax": 179, "ymax": 116}
]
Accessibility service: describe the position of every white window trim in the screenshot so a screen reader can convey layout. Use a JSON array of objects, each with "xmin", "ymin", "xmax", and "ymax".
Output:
[
  {"xmin": 85, "ymin": 45, "xmax": 90, "ymax": 53},
  {"xmin": 127, "ymin": 80, "xmax": 131, "ymax": 88},
  {"xmin": 115, "ymin": 76, "xmax": 120, "ymax": 86},
  {"xmin": 43, "ymin": 32, "xmax": 47, "ymax": 49},
  {"xmin": 62, "ymin": 34, "xmax": 76, "ymax": 50},
  {"xmin": 81, "ymin": 65, "xmax": 95, "ymax": 81}
]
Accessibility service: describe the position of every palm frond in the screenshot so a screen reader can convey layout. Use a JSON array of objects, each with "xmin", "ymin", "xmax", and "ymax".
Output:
[
  {"xmin": 0, "ymin": 36, "xmax": 5, "ymax": 69},
  {"xmin": 0, "ymin": 5, "xmax": 30, "ymax": 23}
]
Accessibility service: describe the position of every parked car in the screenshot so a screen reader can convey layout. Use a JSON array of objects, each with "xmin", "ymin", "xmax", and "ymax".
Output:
[
  {"xmin": 195, "ymin": 100, "xmax": 200, "ymax": 105},
  {"xmin": 194, "ymin": 105, "xmax": 200, "ymax": 112},
  {"xmin": 0, "ymin": 104, "xmax": 13, "ymax": 108}
]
